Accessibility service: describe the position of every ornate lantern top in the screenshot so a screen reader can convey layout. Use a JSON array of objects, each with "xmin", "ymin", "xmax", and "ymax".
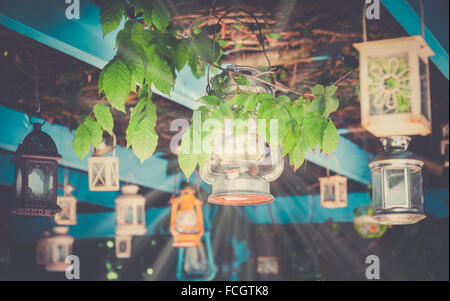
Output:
[
  {"xmin": 369, "ymin": 136, "xmax": 423, "ymax": 168},
  {"xmin": 115, "ymin": 184, "xmax": 144, "ymax": 204},
  {"xmin": 14, "ymin": 123, "xmax": 61, "ymax": 160}
]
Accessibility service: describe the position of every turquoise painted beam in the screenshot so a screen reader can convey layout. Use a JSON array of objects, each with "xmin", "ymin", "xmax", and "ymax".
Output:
[
  {"xmin": 381, "ymin": 0, "xmax": 449, "ymax": 79},
  {"xmin": 0, "ymin": 0, "xmax": 204, "ymax": 110},
  {"xmin": 0, "ymin": 105, "xmax": 183, "ymax": 194}
]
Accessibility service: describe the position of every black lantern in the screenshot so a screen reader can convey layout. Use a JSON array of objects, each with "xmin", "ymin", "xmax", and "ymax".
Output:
[{"xmin": 11, "ymin": 123, "xmax": 62, "ymax": 216}]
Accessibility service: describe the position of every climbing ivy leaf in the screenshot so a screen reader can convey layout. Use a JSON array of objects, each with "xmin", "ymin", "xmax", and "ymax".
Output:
[
  {"xmin": 325, "ymin": 84, "xmax": 338, "ymax": 97},
  {"xmin": 100, "ymin": 0, "xmax": 124, "ymax": 37},
  {"xmin": 93, "ymin": 103, "xmax": 114, "ymax": 135},
  {"xmin": 103, "ymin": 58, "xmax": 131, "ymax": 112},
  {"xmin": 72, "ymin": 124, "xmax": 92, "ymax": 160},
  {"xmin": 151, "ymin": 1, "xmax": 171, "ymax": 31},
  {"xmin": 322, "ymin": 119, "xmax": 339, "ymax": 154},
  {"xmin": 146, "ymin": 53, "xmax": 173, "ymax": 95},
  {"xmin": 84, "ymin": 118, "xmax": 103, "ymax": 148}
]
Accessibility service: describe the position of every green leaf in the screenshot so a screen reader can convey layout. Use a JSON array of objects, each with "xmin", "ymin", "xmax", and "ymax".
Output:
[
  {"xmin": 267, "ymin": 32, "xmax": 281, "ymax": 39},
  {"xmin": 100, "ymin": 0, "xmax": 124, "ymax": 37},
  {"xmin": 309, "ymin": 96, "xmax": 325, "ymax": 115},
  {"xmin": 243, "ymin": 94, "xmax": 258, "ymax": 114},
  {"xmin": 302, "ymin": 112, "xmax": 322, "ymax": 149},
  {"xmin": 146, "ymin": 53, "xmax": 173, "ymax": 95},
  {"xmin": 84, "ymin": 118, "xmax": 103, "ymax": 148},
  {"xmin": 178, "ymin": 127, "xmax": 197, "ymax": 181},
  {"xmin": 277, "ymin": 95, "xmax": 291, "ymax": 104},
  {"xmin": 228, "ymin": 93, "xmax": 250, "ymax": 107},
  {"xmin": 275, "ymin": 104, "xmax": 290, "ymax": 143},
  {"xmin": 324, "ymin": 95, "xmax": 339, "ymax": 117},
  {"xmin": 198, "ymin": 95, "xmax": 219, "ymax": 106},
  {"xmin": 291, "ymin": 136, "xmax": 308, "ymax": 169},
  {"xmin": 120, "ymin": 40, "xmax": 146, "ymax": 89},
  {"xmin": 103, "ymin": 58, "xmax": 131, "ymax": 112},
  {"xmin": 310, "ymin": 84, "xmax": 325, "ymax": 96},
  {"xmin": 93, "ymin": 103, "xmax": 114, "ymax": 135},
  {"xmin": 130, "ymin": 22, "xmax": 153, "ymax": 50},
  {"xmin": 291, "ymin": 103, "xmax": 304, "ymax": 125},
  {"xmin": 219, "ymin": 102, "xmax": 233, "ymax": 118},
  {"xmin": 174, "ymin": 39, "xmax": 190, "ymax": 71},
  {"xmin": 282, "ymin": 126, "xmax": 295, "ymax": 157},
  {"xmin": 151, "ymin": 1, "xmax": 171, "ymax": 31},
  {"xmin": 131, "ymin": 116, "xmax": 158, "ymax": 163},
  {"xmin": 325, "ymin": 84, "xmax": 338, "ymax": 97},
  {"xmin": 322, "ymin": 120, "xmax": 339, "ymax": 154},
  {"xmin": 72, "ymin": 124, "xmax": 91, "ymax": 160}
]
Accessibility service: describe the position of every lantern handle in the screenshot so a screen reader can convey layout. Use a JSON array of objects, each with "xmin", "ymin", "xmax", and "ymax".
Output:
[{"xmin": 325, "ymin": 154, "xmax": 340, "ymax": 178}]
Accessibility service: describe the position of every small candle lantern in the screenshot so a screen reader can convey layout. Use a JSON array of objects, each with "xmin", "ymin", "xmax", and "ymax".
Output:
[
  {"xmin": 115, "ymin": 236, "xmax": 132, "ymax": 259},
  {"xmin": 115, "ymin": 184, "xmax": 146, "ymax": 236},
  {"xmin": 318, "ymin": 156, "xmax": 348, "ymax": 209},
  {"xmin": 12, "ymin": 123, "xmax": 62, "ymax": 216},
  {"xmin": 353, "ymin": 206, "xmax": 387, "ymax": 239},
  {"xmin": 200, "ymin": 66, "xmax": 284, "ymax": 206},
  {"xmin": 37, "ymin": 226, "xmax": 74, "ymax": 272},
  {"xmin": 55, "ymin": 184, "xmax": 77, "ymax": 225},
  {"xmin": 88, "ymin": 133, "xmax": 119, "ymax": 191},
  {"xmin": 170, "ymin": 187, "xmax": 204, "ymax": 248},
  {"xmin": 354, "ymin": 36, "xmax": 434, "ymax": 137},
  {"xmin": 369, "ymin": 136, "xmax": 425, "ymax": 225},
  {"xmin": 176, "ymin": 232, "xmax": 216, "ymax": 281}
]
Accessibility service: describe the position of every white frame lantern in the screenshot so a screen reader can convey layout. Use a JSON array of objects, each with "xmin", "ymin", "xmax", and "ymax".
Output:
[
  {"xmin": 369, "ymin": 136, "xmax": 425, "ymax": 225},
  {"xmin": 115, "ymin": 184, "xmax": 146, "ymax": 236},
  {"xmin": 55, "ymin": 184, "xmax": 77, "ymax": 225},
  {"xmin": 40, "ymin": 226, "xmax": 74, "ymax": 272},
  {"xmin": 354, "ymin": 36, "xmax": 434, "ymax": 137},
  {"xmin": 88, "ymin": 133, "xmax": 119, "ymax": 191},
  {"xmin": 200, "ymin": 66, "xmax": 284, "ymax": 206},
  {"xmin": 318, "ymin": 156, "xmax": 348, "ymax": 209},
  {"xmin": 115, "ymin": 236, "xmax": 132, "ymax": 258}
]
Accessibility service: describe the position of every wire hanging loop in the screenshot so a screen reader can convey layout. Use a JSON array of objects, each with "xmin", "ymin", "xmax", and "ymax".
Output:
[
  {"xmin": 325, "ymin": 154, "xmax": 340, "ymax": 178},
  {"xmin": 206, "ymin": 8, "xmax": 272, "ymax": 93}
]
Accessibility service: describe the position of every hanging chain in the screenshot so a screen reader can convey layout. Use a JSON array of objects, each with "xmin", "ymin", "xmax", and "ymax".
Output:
[
  {"xmin": 206, "ymin": 7, "xmax": 272, "ymax": 93},
  {"xmin": 33, "ymin": 50, "xmax": 41, "ymax": 114}
]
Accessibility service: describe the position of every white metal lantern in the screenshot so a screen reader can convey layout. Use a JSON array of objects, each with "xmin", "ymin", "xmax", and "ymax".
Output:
[
  {"xmin": 318, "ymin": 156, "xmax": 348, "ymax": 209},
  {"xmin": 37, "ymin": 226, "xmax": 74, "ymax": 272},
  {"xmin": 200, "ymin": 66, "xmax": 284, "ymax": 206},
  {"xmin": 441, "ymin": 123, "xmax": 449, "ymax": 167},
  {"xmin": 354, "ymin": 36, "xmax": 434, "ymax": 137},
  {"xmin": 115, "ymin": 184, "xmax": 146, "ymax": 236},
  {"xmin": 55, "ymin": 184, "xmax": 77, "ymax": 225},
  {"xmin": 369, "ymin": 136, "xmax": 425, "ymax": 225},
  {"xmin": 115, "ymin": 236, "xmax": 132, "ymax": 258},
  {"xmin": 88, "ymin": 133, "xmax": 119, "ymax": 191}
]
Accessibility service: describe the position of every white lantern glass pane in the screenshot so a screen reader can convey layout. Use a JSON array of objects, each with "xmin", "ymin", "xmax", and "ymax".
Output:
[
  {"xmin": 137, "ymin": 206, "xmax": 143, "ymax": 224},
  {"xmin": 372, "ymin": 169, "xmax": 382, "ymax": 209},
  {"xmin": 323, "ymin": 183, "xmax": 335, "ymax": 202},
  {"xmin": 29, "ymin": 167, "xmax": 53, "ymax": 197},
  {"xmin": 48, "ymin": 246, "xmax": 53, "ymax": 263},
  {"xmin": 410, "ymin": 169, "xmax": 423, "ymax": 208},
  {"xmin": 57, "ymin": 245, "xmax": 65, "ymax": 262},
  {"xmin": 368, "ymin": 53, "xmax": 411, "ymax": 116},
  {"xmin": 385, "ymin": 168, "xmax": 407, "ymax": 207},
  {"xmin": 338, "ymin": 181, "xmax": 347, "ymax": 201},
  {"xmin": 93, "ymin": 162, "xmax": 106, "ymax": 186},
  {"xmin": 16, "ymin": 168, "xmax": 22, "ymax": 198},
  {"xmin": 184, "ymin": 245, "xmax": 207, "ymax": 275},
  {"xmin": 419, "ymin": 59, "xmax": 430, "ymax": 120},
  {"xmin": 125, "ymin": 206, "xmax": 133, "ymax": 224},
  {"xmin": 176, "ymin": 209, "xmax": 198, "ymax": 234}
]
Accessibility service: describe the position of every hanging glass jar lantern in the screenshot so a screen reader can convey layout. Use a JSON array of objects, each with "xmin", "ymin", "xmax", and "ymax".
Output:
[
  {"xmin": 176, "ymin": 232, "xmax": 216, "ymax": 281},
  {"xmin": 36, "ymin": 226, "xmax": 74, "ymax": 272},
  {"xmin": 115, "ymin": 235, "xmax": 132, "ymax": 259},
  {"xmin": 55, "ymin": 184, "xmax": 77, "ymax": 225},
  {"xmin": 88, "ymin": 133, "xmax": 119, "ymax": 191},
  {"xmin": 115, "ymin": 184, "xmax": 146, "ymax": 236},
  {"xmin": 353, "ymin": 36, "xmax": 434, "ymax": 137},
  {"xmin": 318, "ymin": 156, "xmax": 348, "ymax": 209},
  {"xmin": 353, "ymin": 206, "xmax": 388, "ymax": 239},
  {"xmin": 170, "ymin": 187, "xmax": 204, "ymax": 248},
  {"xmin": 200, "ymin": 66, "xmax": 284, "ymax": 206},
  {"xmin": 12, "ymin": 123, "xmax": 62, "ymax": 217},
  {"xmin": 369, "ymin": 136, "xmax": 425, "ymax": 225}
]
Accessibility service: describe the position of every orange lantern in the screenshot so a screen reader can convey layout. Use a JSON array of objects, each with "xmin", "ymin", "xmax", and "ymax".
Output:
[{"xmin": 170, "ymin": 187, "xmax": 204, "ymax": 248}]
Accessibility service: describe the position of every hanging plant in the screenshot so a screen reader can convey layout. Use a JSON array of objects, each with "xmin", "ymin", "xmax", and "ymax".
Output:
[
  {"xmin": 72, "ymin": 0, "xmax": 221, "ymax": 162},
  {"xmin": 177, "ymin": 65, "xmax": 341, "ymax": 181},
  {"xmin": 72, "ymin": 1, "xmax": 341, "ymax": 176}
]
